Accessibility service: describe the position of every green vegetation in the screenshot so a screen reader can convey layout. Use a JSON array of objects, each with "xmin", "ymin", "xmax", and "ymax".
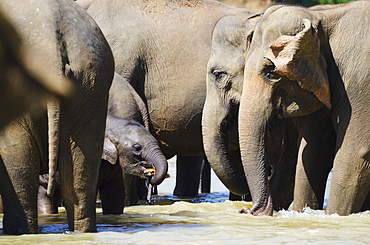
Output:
[{"xmin": 299, "ymin": 0, "xmax": 355, "ymax": 7}]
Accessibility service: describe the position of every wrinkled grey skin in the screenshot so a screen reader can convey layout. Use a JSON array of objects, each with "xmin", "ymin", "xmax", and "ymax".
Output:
[
  {"xmin": 100, "ymin": 115, "xmax": 168, "ymax": 214},
  {"xmin": 0, "ymin": 0, "xmax": 114, "ymax": 234},
  {"xmin": 78, "ymin": 0, "xmax": 255, "ymax": 198},
  {"xmin": 108, "ymin": 73, "xmax": 150, "ymax": 130},
  {"xmin": 108, "ymin": 73, "xmax": 167, "ymax": 204},
  {"xmin": 103, "ymin": 115, "xmax": 167, "ymax": 183},
  {"xmin": 37, "ymin": 116, "xmax": 167, "ymax": 215},
  {"xmin": 37, "ymin": 174, "xmax": 62, "ymax": 215},
  {"xmin": 37, "ymin": 75, "xmax": 168, "ymax": 215},
  {"xmin": 203, "ymin": 14, "xmax": 256, "ymax": 197},
  {"xmin": 238, "ymin": 2, "xmax": 369, "ymax": 216},
  {"xmin": 204, "ymin": 14, "xmax": 335, "ymax": 211},
  {"xmin": 0, "ymin": 6, "xmax": 72, "ymax": 130}
]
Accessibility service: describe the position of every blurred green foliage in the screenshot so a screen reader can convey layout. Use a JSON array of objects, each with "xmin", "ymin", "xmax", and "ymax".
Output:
[{"xmin": 284, "ymin": 0, "xmax": 355, "ymax": 7}]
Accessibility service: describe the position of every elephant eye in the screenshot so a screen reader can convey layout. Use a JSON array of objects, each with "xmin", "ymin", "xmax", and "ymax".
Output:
[
  {"xmin": 213, "ymin": 71, "xmax": 226, "ymax": 80},
  {"xmin": 132, "ymin": 143, "xmax": 143, "ymax": 155},
  {"xmin": 211, "ymin": 69, "xmax": 229, "ymax": 88},
  {"xmin": 263, "ymin": 65, "xmax": 281, "ymax": 83}
]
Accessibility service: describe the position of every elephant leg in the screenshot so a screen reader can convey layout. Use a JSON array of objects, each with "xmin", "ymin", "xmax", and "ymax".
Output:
[
  {"xmin": 327, "ymin": 124, "xmax": 370, "ymax": 215},
  {"xmin": 38, "ymin": 184, "xmax": 53, "ymax": 215},
  {"xmin": 199, "ymin": 158, "xmax": 211, "ymax": 194},
  {"xmin": 50, "ymin": 185, "xmax": 62, "ymax": 214},
  {"xmin": 0, "ymin": 195, "xmax": 3, "ymax": 213},
  {"xmin": 136, "ymin": 177, "xmax": 148, "ymax": 201},
  {"xmin": 0, "ymin": 156, "xmax": 32, "ymax": 234},
  {"xmin": 0, "ymin": 147, "xmax": 39, "ymax": 234},
  {"xmin": 59, "ymin": 122, "xmax": 103, "ymax": 232},
  {"xmin": 361, "ymin": 191, "xmax": 370, "ymax": 212},
  {"xmin": 174, "ymin": 156, "xmax": 203, "ymax": 197},
  {"xmin": 123, "ymin": 173, "xmax": 140, "ymax": 206},
  {"xmin": 59, "ymin": 146, "xmax": 100, "ymax": 231},
  {"xmin": 293, "ymin": 110, "xmax": 335, "ymax": 211},
  {"xmin": 99, "ymin": 174, "xmax": 125, "ymax": 215},
  {"xmin": 269, "ymin": 118, "xmax": 298, "ymax": 211}
]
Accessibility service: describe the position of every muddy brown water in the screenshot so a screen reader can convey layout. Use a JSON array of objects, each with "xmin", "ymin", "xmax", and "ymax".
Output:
[{"xmin": 1, "ymin": 157, "xmax": 369, "ymax": 244}]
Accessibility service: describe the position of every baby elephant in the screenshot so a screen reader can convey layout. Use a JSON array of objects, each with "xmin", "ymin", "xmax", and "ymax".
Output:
[
  {"xmin": 99, "ymin": 115, "xmax": 168, "ymax": 214},
  {"xmin": 38, "ymin": 114, "xmax": 168, "ymax": 215}
]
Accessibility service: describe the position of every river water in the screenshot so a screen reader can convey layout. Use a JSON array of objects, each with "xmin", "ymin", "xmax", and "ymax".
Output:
[{"xmin": 1, "ymin": 157, "xmax": 369, "ymax": 244}]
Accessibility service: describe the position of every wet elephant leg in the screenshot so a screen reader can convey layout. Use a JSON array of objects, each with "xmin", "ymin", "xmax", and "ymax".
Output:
[
  {"xmin": 174, "ymin": 156, "xmax": 203, "ymax": 197},
  {"xmin": 0, "ymin": 146, "xmax": 39, "ymax": 234},
  {"xmin": 59, "ymin": 134, "xmax": 101, "ymax": 232},
  {"xmin": 38, "ymin": 184, "xmax": 53, "ymax": 215},
  {"xmin": 269, "ymin": 118, "xmax": 298, "ymax": 211},
  {"xmin": 361, "ymin": 191, "xmax": 370, "ymax": 212},
  {"xmin": 0, "ymin": 195, "xmax": 3, "ymax": 213},
  {"xmin": 136, "ymin": 177, "xmax": 148, "ymax": 201},
  {"xmin": 123, "ymin": 173, "xmax": 140, "ymax": 206},
  {"xmin": 0, "ymin": 156, "xmax": 31, "ymax": 234},
  {"xmin": 199, "ymin": 158, "xmax": 211, "ymax": 194},
  {"xmin": 38, "ymin": 174, "xmax": 62, "ymax": 214},
  {"xmin": 293, "ymin": 110, "xmax": 335, "ymax": 211},
  {"xmin": 99, "ymin": 174, "xmax": 125, "ymax": 215},
  {"xmin": 51, "ymin": 186, "xmax": 62, "ymax": 214}
]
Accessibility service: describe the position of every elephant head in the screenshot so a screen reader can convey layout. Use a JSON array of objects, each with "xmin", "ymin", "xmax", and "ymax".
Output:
[
  {"xmin": 102, "ymin": 115, "xmax": 168, "ymax": 186},
  {"xmin": 238, "ymin": 6, "xmax": 331, "ymax": 216},
  {"xmin": 202, "ymin": 14, "xmax": 260, "ymax": 196}
]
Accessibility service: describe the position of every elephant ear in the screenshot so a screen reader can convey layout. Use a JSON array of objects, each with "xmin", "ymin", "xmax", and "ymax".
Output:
[
  {"xmin": 102, "ymin": 135, "xmax": 118, "ymax": 165},
  {"xmin": 264, "ymin": 19, "xmax": 331, "ymax": 110}
]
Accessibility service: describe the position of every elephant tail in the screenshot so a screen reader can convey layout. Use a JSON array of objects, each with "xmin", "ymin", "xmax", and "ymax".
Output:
[{"xmin": 46, "ymin": 99, "xmax": 60, "ymax": 197}]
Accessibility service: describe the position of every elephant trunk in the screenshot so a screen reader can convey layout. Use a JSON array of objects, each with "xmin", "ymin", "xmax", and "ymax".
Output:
[
  {"xmin": 238, "ymin": 73, "xmax": 274, "ymax": 216},
  {"xmin": 142, "ymin": 142, "xmax": 168, "ymax": 186},
  {"xmin": 202, "ymin": 87, "xmax": 249, "ymax": 196}
]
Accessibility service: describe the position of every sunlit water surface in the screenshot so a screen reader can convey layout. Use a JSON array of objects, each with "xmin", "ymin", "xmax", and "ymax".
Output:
[{"xmin": 1, "ymin": 158, "xmax": 369, "ymax": 244}]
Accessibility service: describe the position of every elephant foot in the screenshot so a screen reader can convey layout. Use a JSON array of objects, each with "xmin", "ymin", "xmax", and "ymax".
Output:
[
  {"xmin": 73, "ymin": 217, "xmax": 96, "ymax": 233},
  {"xmin": 239, "ymin": 196, "xmax": 273, "ymax": 216},
  {"xmin": 239, "ymin": 206, "xmax": 253, "ymax": 214}
]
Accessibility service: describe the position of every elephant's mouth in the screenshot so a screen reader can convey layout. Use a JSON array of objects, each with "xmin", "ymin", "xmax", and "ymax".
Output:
[
  {"xmin": 143, "ymin": 167, "xmax": 156, "ymax": 177},
  {"xmin": 133, "ymin": 158, "xmax": 155, "ymax": 177}
]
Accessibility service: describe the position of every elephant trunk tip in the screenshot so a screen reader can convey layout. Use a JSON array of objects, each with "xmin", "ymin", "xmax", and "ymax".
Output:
[{"xmin": 149, "ymin": 164, "xmax": 168, "ymax": 186}]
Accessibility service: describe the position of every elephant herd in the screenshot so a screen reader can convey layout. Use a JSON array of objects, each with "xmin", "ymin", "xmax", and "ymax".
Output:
[{"xmin": 0, "ymin": 0, "xmax": 368, "ymax": 235}]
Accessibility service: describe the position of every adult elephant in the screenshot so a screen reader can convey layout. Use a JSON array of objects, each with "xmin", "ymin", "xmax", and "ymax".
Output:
[
  {"xmin": 238, "ymin": 2, "xmax": 369, "ymax": 216},
  {"xmin": 204, "ymin": 13, "xmax": 335, "ymax": 211},
  {"xmin": 78, "ymin": 0, "xmax": 255, "ymax": 198},
  {"xmin": 0, "ymin": 0, "xmax": 114, "ymax": 234}
]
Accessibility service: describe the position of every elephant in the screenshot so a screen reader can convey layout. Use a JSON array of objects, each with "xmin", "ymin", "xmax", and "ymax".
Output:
[
  {"xmin": 38, "ymin": 114, "xmax": 168, "ymax": 215},
  {"xmin": 77, "ymin": 0, "xmax": 255, "ymax": 198},
  {"xmin": 0, "ymin": 6, "xmax": 72, "ymax": 130},
  {"xmin": 38, "ymin": 173, "xmax": 62, "ymax": 215},
  {"xmin": 0, "ymin": 0, "xmax": 115, "ymax": 234},
  {"xmin": 237, "ymin": 2, "xmax": 369, "ymax": 216},
  {"xmin": 203, "ymin": 13, "xmax": 336, "ymax": 211},
  {"xmin": 107, "ymin": 73, "xmax": 162, "ymax": 206},
  {"xmin": 100, "ymin": 115, "xmax": 167, "ymax": 214},
  {"xmin": 202, "ymin": 14, "xmax": 257, "ymax": 201}
]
